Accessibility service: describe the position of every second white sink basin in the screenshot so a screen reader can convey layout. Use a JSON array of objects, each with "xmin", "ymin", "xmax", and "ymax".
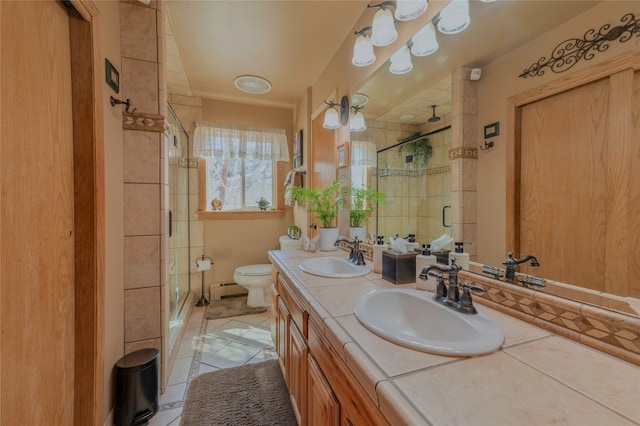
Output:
[
  {"xmin": 354, "ymin": 288, "xmax": 504, "ymax": 356},
  {"xmin": 299, "ymin": 257, "xmax": 371, "ymax": 278}
]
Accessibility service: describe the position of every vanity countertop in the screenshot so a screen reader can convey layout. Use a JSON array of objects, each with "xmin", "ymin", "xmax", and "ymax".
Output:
[{"xmin": 268, "ymin": 249, "xmax": 640, "ymax": 425}]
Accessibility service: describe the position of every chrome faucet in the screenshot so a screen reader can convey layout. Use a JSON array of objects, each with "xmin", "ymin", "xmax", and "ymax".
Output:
[
  {"xmin": 334, "ymin": 236, "xmax": 366, "ymax": 265},
  {"xmin": 419, "ymin": 259, "xmax": 485, "ymax": 314},
  {"xmin": 502, "ymin": 252, "xmax": 540, "ymax": 283}
]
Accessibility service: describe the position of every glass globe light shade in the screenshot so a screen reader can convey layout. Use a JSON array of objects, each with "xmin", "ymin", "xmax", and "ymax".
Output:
[
  {"xmin": 389, "ymin": 45, "xmax": 413, "ymax": 75},
  {"xmin": 395, "ymin": 0, "xmax": 428, "ymax": 21},
  {"xmin": 437, "ymin": 0, "xmax": 470, "ymax": 34},
  {"xmin": 411, "ymin": 22, "xmax": 439, "ymax": 56},
  {"xmin": 352, "ymin": 34, "xmax": 376, "ymax": 67},
  {"xmin": 350, "ymin": 111, "xmax": 367, "ymax": 132},
  {"xmin": 371, "ymin": 8, "xmax": 397, "ymax": 47},
  {"xmin": 323, "ymin": 107, "xmax": 340, "ymax": 129}
]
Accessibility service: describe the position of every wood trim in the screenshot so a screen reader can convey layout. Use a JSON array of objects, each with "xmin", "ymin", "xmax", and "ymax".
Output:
[
  {"xmin": 68, "ymin": 2, "xmax": 105, "ymax": 425},
  {"xmin": 0, "ymin": 3, "xmax": 4, "ymax": 424},
  {"xmin": 505, "ymin": 99, "xmax": 520, "ymax": 253},
  {"xmin": 510, "ymin": 52, "xmax": 640, "ymax": 107},
  {"xmin": 197, "ymin": 210, "xmax": 286, "ymax": 221},
  {"xmin": 198, "ymin": 158, "xmax": 207, "ymax": 212}
]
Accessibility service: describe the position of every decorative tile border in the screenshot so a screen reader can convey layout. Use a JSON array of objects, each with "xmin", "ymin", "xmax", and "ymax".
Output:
[
  {"xmin": 460, "ymin": 271, "xmax": 640, "ymax": 366},
  {"xmin": 123, "ymin": 111, "xmax": 166, "ymax": 133},
  {"xmin": 449, "ymin": 146, "xmax": 478, "ymax": 160}
]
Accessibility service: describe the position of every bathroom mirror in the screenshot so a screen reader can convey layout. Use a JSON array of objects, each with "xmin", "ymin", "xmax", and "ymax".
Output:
[{"xmin": 348, "ymin": 0, "xmax": 639, "ymax": 318}]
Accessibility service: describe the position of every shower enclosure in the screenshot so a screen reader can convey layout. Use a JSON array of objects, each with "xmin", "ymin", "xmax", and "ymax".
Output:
[
  {"xmin": 167, "ymin": 104, "xmax": 190, "ymax": 321},
  {"xmin": 376, "ymin": 127, "xmax": 451, "ymax": 246}
]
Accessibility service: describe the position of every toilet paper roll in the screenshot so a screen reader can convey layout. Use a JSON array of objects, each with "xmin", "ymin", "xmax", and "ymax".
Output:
[{"xmin": 196, "ymin": 259, "xmax": 211, "ymax": 272}]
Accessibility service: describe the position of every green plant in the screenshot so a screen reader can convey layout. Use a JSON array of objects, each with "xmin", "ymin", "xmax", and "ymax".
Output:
[
  {"xmin": 287, "ymin": 180, "xmax": 346, "ymax": 228},
  {"xmin": 349, "ymin": 185, "xmax": 390, "ymax": 227},
  {"xmin": 398, "ymin": 135, "xmax": 432, "ymax": 167}
]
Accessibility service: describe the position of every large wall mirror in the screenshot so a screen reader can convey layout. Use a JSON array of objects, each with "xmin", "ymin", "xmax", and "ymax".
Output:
[{"xmin": 348, "ymin": 0, "xmax": 639, "ymax": 319}]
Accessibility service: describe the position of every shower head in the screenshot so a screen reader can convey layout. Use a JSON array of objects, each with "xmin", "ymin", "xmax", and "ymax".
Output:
[{"xmin": 428, "ymin": 105, "xmax": 441, "ymax": 123}]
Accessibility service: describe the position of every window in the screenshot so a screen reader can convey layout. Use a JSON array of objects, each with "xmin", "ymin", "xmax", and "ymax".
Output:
[{"xmin": 194, "ymin": 122, "xmax": 289, "ymax": 212}]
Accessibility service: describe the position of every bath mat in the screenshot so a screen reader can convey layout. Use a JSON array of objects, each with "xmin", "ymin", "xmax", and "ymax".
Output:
[
  {"xmin": 180, "ymin": 360, "xmax": 296, "ymax": 426},
  {"xmin": 204, "ymin": 296, "xmax": 267, "ymax": 320}
]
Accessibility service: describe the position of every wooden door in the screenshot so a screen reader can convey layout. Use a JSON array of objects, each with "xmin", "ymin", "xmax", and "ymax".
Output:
[
  {"xmin": 519, "ymin": 78, "xmax": 609, "ymax": 290},
  {"xmin": 1, "ymin": 1, "xmax": 76, "ymax": 424}
]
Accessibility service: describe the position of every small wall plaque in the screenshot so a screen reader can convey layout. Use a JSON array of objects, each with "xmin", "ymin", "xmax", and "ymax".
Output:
[
  {"xmin": 105, "ymin": 59, "xmax": 119, "ymax": 94},
  {"xmin": 484, "ymin": 122, "xmax": 500, "ymax": 139}
]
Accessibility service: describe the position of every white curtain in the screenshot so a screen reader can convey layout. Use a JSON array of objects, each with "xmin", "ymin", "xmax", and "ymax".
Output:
[
  {"xmin": 194, "ymin": 121, "xmax": 289, "ymax": 162},
  {"xmin": 350, "ymin": 140, "xmax": 377, "ymax": 167}
]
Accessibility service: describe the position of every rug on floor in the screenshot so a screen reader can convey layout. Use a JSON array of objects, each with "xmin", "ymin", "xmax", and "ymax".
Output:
[
  {"xmin": 204, "ymin": 296, "xmax": 267, "ymax": 320},
  {"xmin": 179, "ymin": 359, "xmax": 297, "ymax": 426}
]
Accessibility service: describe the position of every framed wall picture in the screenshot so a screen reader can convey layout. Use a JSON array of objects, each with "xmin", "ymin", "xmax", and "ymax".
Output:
[
  {"xmin": 105, "ymin": 59, "xmax": 119, "ymax": 94},
  {"xmin": 293, "ymin": 129, "xmax": 303, "ymax": 168},
  {"xmin": 484, "ymin": 121, "xmax": 500, "ymax": 138},
  {"xmin": 337, "ymin": 142, "xmax": 349, "ymax": 168}
]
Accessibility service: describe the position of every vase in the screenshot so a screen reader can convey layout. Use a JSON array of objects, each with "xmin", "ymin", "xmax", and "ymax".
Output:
[
  {"xmin": 317, "ymin": 227, "xmax": 339, "ymax": 251},
  {"xmin": 349, "ymin": 226, "xmax": 366, "ymax": 242}
]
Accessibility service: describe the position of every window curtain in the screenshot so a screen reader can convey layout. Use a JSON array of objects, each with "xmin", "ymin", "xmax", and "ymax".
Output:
[
  {"xmin": 194, "ymin": 121, "xmax": 289, "ymax": 162},
  {"xmin": 350, "ymin": 140, "xmax": 377, "ymax": 167}
]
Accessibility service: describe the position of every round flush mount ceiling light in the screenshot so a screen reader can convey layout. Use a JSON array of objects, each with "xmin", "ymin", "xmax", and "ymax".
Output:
[
  {"xmin": 233, "ymin": 75, "xmax": 272, "ymax": 94},
  {"xmin": 400, "ymin": 114, "xmax": 415, "ymax": 121}
]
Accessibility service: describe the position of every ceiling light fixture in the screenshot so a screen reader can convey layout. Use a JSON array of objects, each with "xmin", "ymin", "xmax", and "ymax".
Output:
[
  {"xmin": 395, "ymin": 0, "xmax": 428, "ymax": 21},
  {"xmin": 411, "ymin": 21, "xmax": 439, "ymax": 56},
  {"xmin": 352, "ymin": 27, "xmax": 376, "ymax": 67},
  {"xmin": 369, "ymin": 1, "xmax": 398, "ymax": 47},
  {"xmin": 323, "ymin": 96, "xmax": 350, "ymax": 130},
  {"xmin": 389, "ymin": 44, "xmax": 413, "ymax": 75},
  {"xmin": 233, "ymin": 75, "xmax": 272, "ymax": 95},
  {"xmin": 437, "ymin": 0, "xmax": 470, "ymax": 34},
  {"xmin": 350, "ymin": 105, "xmax": 367, "ymax": 132}
]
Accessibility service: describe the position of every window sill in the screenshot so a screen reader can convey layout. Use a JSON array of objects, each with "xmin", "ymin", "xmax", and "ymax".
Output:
[{"xmin": 197, "ymin": 210, "xmax": 286, "ymax": 221}]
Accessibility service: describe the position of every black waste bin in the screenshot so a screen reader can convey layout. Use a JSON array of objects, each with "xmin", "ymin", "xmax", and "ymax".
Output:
[{"xmin": 114, "ymin": 348, "xmax": 159, "ymax": 426}]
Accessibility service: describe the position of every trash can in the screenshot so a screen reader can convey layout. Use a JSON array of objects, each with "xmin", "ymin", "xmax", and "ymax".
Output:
[{"xmin": 114, "ymin": 348, "xmax": 159, "ymax": 426}]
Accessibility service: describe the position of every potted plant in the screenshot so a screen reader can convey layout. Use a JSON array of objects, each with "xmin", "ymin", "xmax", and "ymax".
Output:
[
  {"xmin": 350, "ymin": 185, "xmax": 390, "ymax": 241},
  {"xmin": 287, "ymin": 180, "xmax": 346, "ymax": 251}
]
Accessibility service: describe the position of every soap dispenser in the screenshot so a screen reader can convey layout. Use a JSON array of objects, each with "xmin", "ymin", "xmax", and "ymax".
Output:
[
  {"xmin": 416, "ymin": 244, "xmax": 437, "ymax": 291},
  {"xmin": 449, "ymin": 241, "xmax": 470, "ymax": 270}
]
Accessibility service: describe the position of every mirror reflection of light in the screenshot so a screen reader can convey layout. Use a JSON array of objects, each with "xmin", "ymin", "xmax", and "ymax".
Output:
[
  {"xmin": 395, "ymin": 0, "xmax": 428, "ymax": 21},
  {"xmin": 390, "ymin": 45, "xmax": 413, "ymax": 75},
  {"xmin": 411, "ymin": 22, "xmax": 439, "ymax": 56},
  {"xmin": 437, "ymin": 0, "xmax": 470, "ymax": 35}
]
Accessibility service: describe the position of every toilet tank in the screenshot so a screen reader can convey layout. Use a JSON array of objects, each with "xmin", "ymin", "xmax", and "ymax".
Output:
[{"xmin": 279, "ymin": 235, "xmax": 303, "ymax": 250}]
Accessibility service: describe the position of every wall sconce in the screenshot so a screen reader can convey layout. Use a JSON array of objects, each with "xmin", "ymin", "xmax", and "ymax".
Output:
[
  {"xmin": 368, "ymin": 1, "xmax": 398, "ymax": 47},
  {"xmin": 350, "ymin": 105, "xmax": 367, "ymax": 132},
  {"xmin": 395, "ymin": 0, "xmax": 428, "ymax": 21},
  {"xmin": 437, "ymin": 0, "xmax": 470, "ymax": 34},
  {"xmin": 389, "ymin": 44, "xmax": 413, "ymax": 74},
  {"xmin": 323, "ymin": 95, "xmax": 350, "ymax": 130},
  {"xmin": 352, "ymin": 26, "xmax": 376, "ymax": 67}
]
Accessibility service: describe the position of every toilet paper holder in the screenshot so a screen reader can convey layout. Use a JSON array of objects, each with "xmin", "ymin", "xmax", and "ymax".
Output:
[{"xmin": 195, "ymin": 255, "xmax": 214, "ymax": 307}]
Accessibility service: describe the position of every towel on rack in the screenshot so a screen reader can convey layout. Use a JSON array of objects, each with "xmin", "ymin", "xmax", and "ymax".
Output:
[{"xmin": 284, "ymin": 169, "xmax": 304, "ymax": 206}]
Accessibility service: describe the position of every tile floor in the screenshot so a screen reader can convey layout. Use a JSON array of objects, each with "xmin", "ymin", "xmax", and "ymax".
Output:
[{"xmin": 149, "ymin": 306, "xmax": 276, "ymax": 426}]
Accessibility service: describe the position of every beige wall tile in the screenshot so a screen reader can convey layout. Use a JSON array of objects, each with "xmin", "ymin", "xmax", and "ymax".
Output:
[
  {"xmin": 125, "ymin": 287, "xmax": 161, "ymax": 342},
  {"xmin": 122, "ymin": 58, "xmax": 159, "ymax": 115},
  {"xmin": 121, "ymin": 2, "xmax": 158, "ymax": 62},
  {"xmin": 124, "ymin": 183, "xmax": 160, "ymax": 235},
  {"xmin": 123, "ymin": 130, "xmax": 160, "ymax": 183},
  {"xmin": 124, "ymin": 235, "xmax": 160, "ymax": 289},
  {"xmin": 124, "ymin": 338, "xmax": 161, "ymax": 357}
]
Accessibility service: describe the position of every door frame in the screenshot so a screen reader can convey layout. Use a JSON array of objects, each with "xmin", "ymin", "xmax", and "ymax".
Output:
[{"xmin": 68, "ymin": 1, "xmax": 105, "ymax": 424}]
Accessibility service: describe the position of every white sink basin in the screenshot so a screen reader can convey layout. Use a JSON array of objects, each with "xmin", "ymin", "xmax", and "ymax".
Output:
[
  {"xmin": 299, "ymin": 257, "xmax": 371, "ymax": 278},
  {"xmin": 353, "ymin": 288, "xmax": 504, "ymax": 356}
]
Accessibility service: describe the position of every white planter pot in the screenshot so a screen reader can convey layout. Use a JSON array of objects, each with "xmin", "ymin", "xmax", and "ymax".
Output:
[
  {"xmin": 350, "ymin": 226, "xmax": 366, "ymax": 242},
  {"xmin": 317, "ymin": 227, "xmax": 339, "ymax": 251}
]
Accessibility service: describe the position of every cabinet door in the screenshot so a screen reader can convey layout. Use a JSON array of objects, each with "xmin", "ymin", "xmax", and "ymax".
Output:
[
  {"xmin": 289, "ymin": 323, "xmax": 309, "ymax": 425},
  {"xmin": 270, "ymin": 283, "xmax": 278, "ymax": 348},
  {"xmin": 307, "ymin": 354, "xmax": 339, "ymax": 426},
  {"xmin": 277, "ymin": 297, "xmax": 291, "ymax": 382}
]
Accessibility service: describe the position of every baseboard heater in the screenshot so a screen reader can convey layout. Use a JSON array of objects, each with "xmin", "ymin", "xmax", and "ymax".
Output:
[{"xmin": 209, "ymin": 282, "xmax": 248, "ymax": 301}]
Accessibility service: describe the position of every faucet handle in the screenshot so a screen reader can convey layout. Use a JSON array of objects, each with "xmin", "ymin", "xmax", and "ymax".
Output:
[{"xmin": 460, "ymin": 282, "xmax": 486, "ymax": 295}]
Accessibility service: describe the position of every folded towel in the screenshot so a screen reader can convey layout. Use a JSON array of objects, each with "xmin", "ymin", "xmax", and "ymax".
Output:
[{"xmin": 284, "ymin": 170, "xmax": 304, "ymax": 206}]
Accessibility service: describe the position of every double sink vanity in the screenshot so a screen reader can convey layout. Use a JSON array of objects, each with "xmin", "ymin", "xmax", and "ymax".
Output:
[{"xmin": 268, "ymin": 248, "xmax": 640, "ymax": 425}]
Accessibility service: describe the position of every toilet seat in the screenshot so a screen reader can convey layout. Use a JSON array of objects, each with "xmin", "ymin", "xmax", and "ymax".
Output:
[{"xmin": 234, "ymin": 264, "xmax": 271, "ymax": 276}]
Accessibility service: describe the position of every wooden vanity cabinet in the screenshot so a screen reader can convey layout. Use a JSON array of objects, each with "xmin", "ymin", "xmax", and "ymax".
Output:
[{"xmin": 271, "ymin": 267, "xmax": 389, "ymax": 426}]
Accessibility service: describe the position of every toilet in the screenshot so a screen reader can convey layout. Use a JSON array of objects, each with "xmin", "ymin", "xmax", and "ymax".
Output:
[{"xmin": 233, "ymin": 264, "xmax": 272, "ymax": 308}]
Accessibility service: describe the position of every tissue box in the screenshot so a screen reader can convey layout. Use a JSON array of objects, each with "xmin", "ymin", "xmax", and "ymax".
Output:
[{"xmin": 382, "ymin": 250, "xmax": 418, "ymax": 285}]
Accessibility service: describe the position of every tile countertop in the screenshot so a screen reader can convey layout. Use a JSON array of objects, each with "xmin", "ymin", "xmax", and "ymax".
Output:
[{"xmin": 268, "ymin": 249, "xmax": 640, "ymax": 426}]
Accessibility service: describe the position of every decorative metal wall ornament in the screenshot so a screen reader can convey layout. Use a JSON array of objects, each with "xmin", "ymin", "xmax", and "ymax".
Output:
[{"xmin": 519, "ymin": 13, "xmax": 640, "ymax": 79}]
